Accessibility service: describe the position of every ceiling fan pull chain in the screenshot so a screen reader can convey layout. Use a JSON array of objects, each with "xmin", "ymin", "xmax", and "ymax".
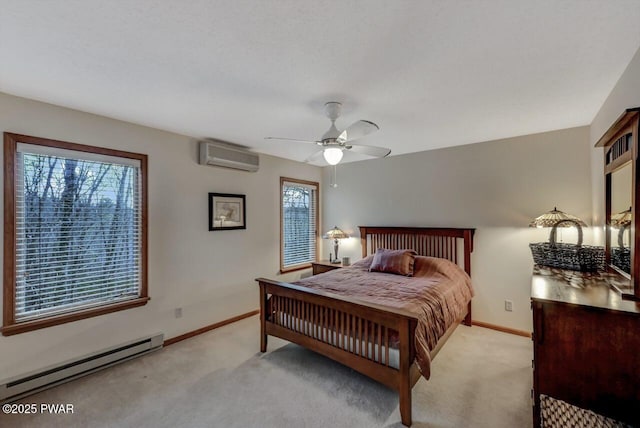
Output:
[{"xmin": 331, "ymin": 165, "xmax": 338, "ymax": 188}]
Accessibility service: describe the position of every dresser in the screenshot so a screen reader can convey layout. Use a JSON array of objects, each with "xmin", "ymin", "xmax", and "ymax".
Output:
[
  {"xmin": 311, "ymin": 260, "xmax": 343, "ymax": 275},
  {"xmin": 531, "ymin": 266, "xmax": 640, "ymax": 427}
]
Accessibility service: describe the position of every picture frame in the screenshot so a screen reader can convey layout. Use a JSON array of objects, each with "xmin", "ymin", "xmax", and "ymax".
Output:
[{"xmin": 208, "ymin": 193, "xmax": 246, "ymax": 231}]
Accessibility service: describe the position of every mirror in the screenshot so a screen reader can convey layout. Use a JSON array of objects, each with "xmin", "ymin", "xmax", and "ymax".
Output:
[
  {"xmin": 609, "ymin": 162, "xmax": 632, "ymax": 274},
  {"xmin": 599, "ymin": 107, "xmax": 638, "ymax": 299}
]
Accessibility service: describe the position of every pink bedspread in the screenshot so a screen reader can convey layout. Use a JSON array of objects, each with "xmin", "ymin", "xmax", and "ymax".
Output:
[{"xmin": 293, "ymin": 255, "xmax": 473, "ymax": 379}]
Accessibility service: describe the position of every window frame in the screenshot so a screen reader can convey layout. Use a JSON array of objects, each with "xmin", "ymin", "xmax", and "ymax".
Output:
[
  {"xmin": 2, "ymin": 133, "xmax": 149, "ymax": 336},
  {"xmin": 280, "ymin": 177, "xmax": 319, "ymax": 273}
]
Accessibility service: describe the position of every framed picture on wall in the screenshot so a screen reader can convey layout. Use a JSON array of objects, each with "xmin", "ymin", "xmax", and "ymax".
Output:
[{"xmin": 208, "ymin": 193, "xmax": 246, "ymax": 231}]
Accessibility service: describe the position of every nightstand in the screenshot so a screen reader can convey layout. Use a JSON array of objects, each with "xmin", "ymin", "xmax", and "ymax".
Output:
[{"xmin": 311, "ymin": 260, "xmax": 343, "ymax": 275}]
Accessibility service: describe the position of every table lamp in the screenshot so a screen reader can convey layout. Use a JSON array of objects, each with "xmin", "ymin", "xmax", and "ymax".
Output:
[
  {"xmin": 323, "ymin": 226, "xmax": 349, "ymax": 263},
  {"xmin": 611, "ymin": 207, "xmax": 632, "ymax": 248}
]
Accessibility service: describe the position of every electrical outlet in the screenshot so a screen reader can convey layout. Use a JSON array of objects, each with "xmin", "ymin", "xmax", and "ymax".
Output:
[
  {"xmin": 175, "ymin": 307, "xmax": 183, "ymax": 318},
  {"xmin": 505, "ymin": 300, "xmax": 513, "ymax": 312}
]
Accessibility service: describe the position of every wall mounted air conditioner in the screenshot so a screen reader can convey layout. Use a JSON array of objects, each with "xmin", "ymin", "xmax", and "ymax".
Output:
[{"xmin": 198, "ymin": 140, "xmax": 259, "ymax": 172}]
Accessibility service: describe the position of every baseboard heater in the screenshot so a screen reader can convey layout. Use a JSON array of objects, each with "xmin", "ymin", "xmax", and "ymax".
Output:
[{"xmin": 0, "ymin": 333, "xmax": 163, "ymax": 403}]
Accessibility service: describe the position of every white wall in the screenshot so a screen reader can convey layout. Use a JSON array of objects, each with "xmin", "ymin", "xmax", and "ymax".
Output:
[
  {"xmin": 590, "ymin": 45, "xmax": 640, "ymax": 236},
  {"xmin": 322, "ymin": 126, "xmax": 592, "ymax": 332},
  {"xmin": 0, "ymin": 92, "xmax": 321, "ymax": 379}
]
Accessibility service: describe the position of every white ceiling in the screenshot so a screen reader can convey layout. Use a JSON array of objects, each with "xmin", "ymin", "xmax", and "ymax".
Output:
[{"xmin": 1, "ymin": 1, "xmax": 640, "ymax": 165}]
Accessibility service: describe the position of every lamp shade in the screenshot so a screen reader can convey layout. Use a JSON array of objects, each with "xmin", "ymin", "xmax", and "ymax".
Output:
[
  {"xmin": 611, "ymin": 207, "xmax": 632, "ymax": 227},
  {"xmin": 323, "ymin": 148, "xmax": 343, "ymax": 165},
  {"xmin": 529, "ymin": 207, "xmax": 587, "ymax": 228},
  {"xmin": 323, "ymin": 226, "xmax": 349, "ymax": 240}
]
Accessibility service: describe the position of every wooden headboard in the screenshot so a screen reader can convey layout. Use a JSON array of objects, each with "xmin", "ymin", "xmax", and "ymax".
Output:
[{"xmin": 359, "ymin": 226, "xmax": 475, "ymax": 277}]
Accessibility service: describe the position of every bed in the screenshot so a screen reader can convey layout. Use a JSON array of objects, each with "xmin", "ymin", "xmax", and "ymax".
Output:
[{"xmin": 256, "ymin": 226, "xmax": 475, "ymax": 426}]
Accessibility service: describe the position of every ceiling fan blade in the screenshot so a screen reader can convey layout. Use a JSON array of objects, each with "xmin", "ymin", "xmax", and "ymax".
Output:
[
  {"xmin": 264, "ymin": 137, "xmax": 319, "ymax": 144},
  {"xmin": 304, "ymin": 150, "xmax": 325, "ymax": 163},
  {"xmin": 337, "ymin": 120, "xmax": 379, "ymax": 143},
  {"xmin": 346, "ymin": 143, "xmax": 391, "ymax": 158}
]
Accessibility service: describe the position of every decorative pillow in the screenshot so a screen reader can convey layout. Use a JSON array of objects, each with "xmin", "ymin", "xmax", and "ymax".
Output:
[{"xmin": 369, "ymin": 248, "xmax": 418, "ymax": 276}]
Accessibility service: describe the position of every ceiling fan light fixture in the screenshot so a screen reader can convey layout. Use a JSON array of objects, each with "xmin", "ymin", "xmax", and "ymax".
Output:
[{"xmin": 323, "ymin": 147, "xmax": 343, "ymax": 165}]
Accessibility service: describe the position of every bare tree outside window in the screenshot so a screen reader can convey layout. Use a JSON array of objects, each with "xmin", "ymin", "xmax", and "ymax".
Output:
[{"xmin": 17, "ymin": 153, "xmax": 140, "ymax": 318}]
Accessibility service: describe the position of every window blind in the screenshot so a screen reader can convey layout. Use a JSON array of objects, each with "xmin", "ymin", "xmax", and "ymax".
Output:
[
  {"xmin": 282, "ymin": 180, "xmax": 317, "ymax": 268},
  {"xmin": 14, "ymin": 146, "xmax": 142, "ymax": 321}
]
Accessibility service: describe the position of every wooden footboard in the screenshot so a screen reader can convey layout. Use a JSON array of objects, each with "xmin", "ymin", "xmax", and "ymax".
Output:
[{"xmin": 258, "ymin": 277, "xmax": 429, "ymax": 426}]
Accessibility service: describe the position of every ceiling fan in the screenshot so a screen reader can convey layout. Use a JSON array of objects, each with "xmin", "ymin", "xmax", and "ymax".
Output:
[{"xmin": 265, "ymin": 101, "xmax": 391, "ymax": 166}]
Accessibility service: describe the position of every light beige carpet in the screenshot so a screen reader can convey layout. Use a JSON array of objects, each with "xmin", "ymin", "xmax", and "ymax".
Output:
[{"xmin": 0, "ymin": 317, "xmax": 533, "ymax": 427}]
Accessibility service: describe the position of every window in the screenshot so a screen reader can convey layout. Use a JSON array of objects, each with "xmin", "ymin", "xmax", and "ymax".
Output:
[
  {"xmin": 3, "ymin": 133, "xmax": 148, "ymax": 336},
  {"xmin": 280, "ymin": 177, "xmax": 319, "ymax": 272}
]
